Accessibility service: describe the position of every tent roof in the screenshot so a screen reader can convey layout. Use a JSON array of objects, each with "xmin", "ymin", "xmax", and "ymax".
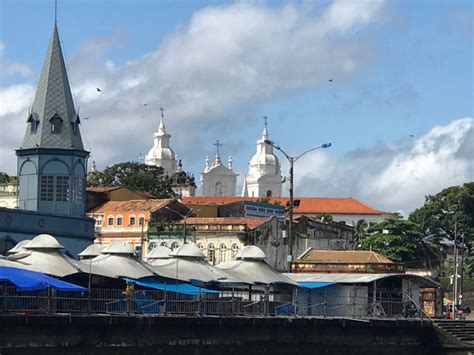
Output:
[
  {"xmin": 78, "ymin": 243, "xmax": 105, "ymax": 257},
  {"xmin": 27, "ymin": 234, "xmax": 64, "ymax": 249},
  {"xmin": 170, "ymin": 244, "xmax": 205, "ymax": 258},
  {"xmin": 81, "ymin": 254, "xmax": 154, "ymax": 279},
  {"xmin": 102, "ymin": 241, "xmax": 135, "ymax": 255},
  {"xmin": 217, "ymin": 259, "xmax": 297, "ymax": 286},
  {"xmin": 147, "ymin": 246, "xmax": 172, "ymax": 259},
  {"xmin": 146, "ymin": 258, "xmax": 226, "ymax": 283},
  {"xmin": 0, "ymin": 266, "xmax": 86, "ymax": 291},
  {"xmin": 7, "ymin": 240, "xmax": 31, "ymax": 254},
  {"xmin": 236, "ymin": 246, "xmax": 266, "ymax": 260}
]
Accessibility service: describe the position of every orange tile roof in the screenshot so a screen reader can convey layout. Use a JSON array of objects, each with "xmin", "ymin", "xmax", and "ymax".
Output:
[
  {"xmin": 185, "ymin": 217, "xmax": 269, "ymax": 229},
  {"xmin": 87, "ymin": 186, "xmax": 122, "ymax": 193},
  {"xmin": 94, "ymin": 199, "xmax": 174, "ymax": 213},
  {"xmin": 181, "ymin": 197, "xmax": 388, "ymax": 215},
  {"xmin": 298, "ymin": 250, "xmax": 394, "ymax": 264}
]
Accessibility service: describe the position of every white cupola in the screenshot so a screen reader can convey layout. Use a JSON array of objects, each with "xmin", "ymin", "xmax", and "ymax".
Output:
[
  {"xmin": 145, "ymin": 109, "xmax": 178, "ymax": 176},
  {"xmin": 242, "ymin": 118, "xmax": 282, "ymax": 198}
]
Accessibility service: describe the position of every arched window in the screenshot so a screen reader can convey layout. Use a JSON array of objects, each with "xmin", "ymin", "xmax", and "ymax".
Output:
[
  {"xmin": 219, "ymin": 243, "xmax": 227, "ymax": 264},
  {"xmin": 170, "ymin": 242, "xmax": 179, "ymax": 250},
  {"xmin": 231, "ymin": 243, "xmax": 240, "ymax": 259},
  {"xmin": 207, "ymin": 243, "xmax": 215, "ymax": 265},
  {"xmin": 160, "ymin": 242, "xmax": 168, "ymax": 248},
  {"xmin": 148, "ymin": 242, "xmax": 157, "ymax": 251},
  {"xmin": 107, "ymin": 216, "xmax": 114, "ymax": 226},
  {"xmin": 129, "ymin": 215, "xmax": 136, "ymax": 226},
  {"xmin": 266, "ymin": 190, "xmax": 272, "ymax": 197},
  {"xmin": 27, "ymin": 114, "xmax": 38, "ymax": 133},
  {"xmin": 215, "ymin": 182, "xmax": 223, "ymax": 196},
  {"xmin": 196, "ymin": 243, "xmax": 204, "ymax": 252}
]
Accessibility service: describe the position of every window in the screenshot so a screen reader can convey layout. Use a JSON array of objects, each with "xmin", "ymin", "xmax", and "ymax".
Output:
[
  {"xmin": 219, "ymin": 243, "xmax": 227, "ymax": 264},
  {"xmin": 50, "ymin": 114, "xmax": 63, "ymax": 133},
  {"xmin": 171, "ymin": 242, "xmax": 179, "ymax": 250},
  {"xmin": 72, "ymin": 115, "xmax": 80, "ymax": 135},
  {"xmin": 215, "ymin": 182, "xmax": 223, "ymax": 196},
  {"xmin": 56, "ymin": 176, "xmax": 70, "ymax": 202},
  {"xmin": 207, "ymin": 243, "xmax": 215, "ymax": 265},
  {"xmin": 96, "ymin": 216, "xmax": 103, "ymax": 227},
  {"xmin": 117, "ymin": 217, "xmax": 123, "ymax": 226},
  {"xmin": 266, "ymin": 190, "xmax": 272, "ymax": 197},
  {"xmin": 130, "ymin": 217, "xmax": 136, "ymax": 226},
  {"xmin": 148, "ymin": 242, "xmax": 157, "ymax": 251},
  {"xmin": 40, "ymin": 176, "xmax": 54, "ymax": 201},
  {"xmin": 196, "ymin": 243, "xmax": 204, "ymax": 252},
  {"xmin": 108, "ymin": 217, "xmax": 114, "ymax": 226},
  {"xmin": 160, "ymin": 242, "xmax": 168, "ymax": 247},
  {"xmin": 139, "ymin": 216, "xmax": 145, "ymax": 225},
  {"xmin": 28, "ymin": 114, "xmax": 38, "ymax": 133},
  {"xmin": 231, "ymin": 244, "xmax": 240, "ymax": 259},
  {"xmin": 73, "ymin": 177, "xmax": 84, "ymax": 202}
]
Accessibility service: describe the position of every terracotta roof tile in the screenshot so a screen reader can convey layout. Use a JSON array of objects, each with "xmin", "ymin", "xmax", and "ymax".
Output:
[
  {"xmin": 185, "ymin": 217, "xmax": 269, "ymax": 229},
  {"xmin": 298, "ymin": 250, "xmax": 394, "ymax": 264},
  {"xmin": 94, "ymin": 199, "xmax": 174, "ymax": 213},
  {"xmin": 181, "ymin": 197, "xmax": 389, "ymax": 215},
  {"xmin": 87, "ymin": 186, "xmax": 122, "ymax": 193}
]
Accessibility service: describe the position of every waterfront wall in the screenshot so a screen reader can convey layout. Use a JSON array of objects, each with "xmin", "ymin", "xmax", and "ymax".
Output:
[{"xmin": 0, "ymin": 314, "xmax": 469, "ymax": 355}]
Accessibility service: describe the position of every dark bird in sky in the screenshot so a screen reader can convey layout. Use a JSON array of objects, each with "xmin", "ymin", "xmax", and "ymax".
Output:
[
  {"xmin": 96, "ymin": 88, "xmax": 102, "ymax": 92},
  {"xmin": 409, "ymin": 134, "xmax": 414, "ymax": 137},
  {"xmin": 83, "ymin": 117, "xmax": 90, "ymax": 120},
  {"xmin": 144, "ymin": 104, "xmax": 147, "ymax": 106},
  {"xmin": 329, "ymin": 79, "xmax": 333, "ymax": 82}
]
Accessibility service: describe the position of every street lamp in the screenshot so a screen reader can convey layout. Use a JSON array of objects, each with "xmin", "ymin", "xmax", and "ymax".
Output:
[
  {"xmin": 164, "ymin": 206, "xmax": 195, "ymax": 244},
  {"xmin": 264, "ymin": 139, "xmax": 331, "ymax": 271}
]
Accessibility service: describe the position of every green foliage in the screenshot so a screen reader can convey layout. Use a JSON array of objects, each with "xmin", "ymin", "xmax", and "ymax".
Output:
[
  {"xmin": 409, "ymin": 182, "xmax": 474, "ymax": 272},
  {"xmin": 360, "ymin": 217, "xmax": 441, "ymax": 267},
  {"xmin": 0, "ymin": 172, "xmax": 16, "ymax": 184},
  {"xmin": 87, "ymin": 162, "xmax": 175, "ymax": 198}
]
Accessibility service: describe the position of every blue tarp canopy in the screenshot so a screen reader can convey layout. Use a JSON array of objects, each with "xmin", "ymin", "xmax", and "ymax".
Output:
[
  {"xmin": 298, "ymin": 281, "xmax": 336, "ymax": 289},
  {"xmin": 126, "ymin": 277, "xmax": 220, "ymax": 295},
  {"xmin": 0, "ymin": 266, "xmax": 87, "ymax": 292}
]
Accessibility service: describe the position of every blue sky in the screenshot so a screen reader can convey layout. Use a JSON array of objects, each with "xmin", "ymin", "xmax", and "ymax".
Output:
[{"xmin": 0, "ymin": 0, "xmax": 472, "ymax": 214}]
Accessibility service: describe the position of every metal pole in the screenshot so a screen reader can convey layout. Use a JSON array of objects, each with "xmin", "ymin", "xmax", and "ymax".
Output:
[
  {"xmin": 183, "ymin": 217, "xmax": 187, "ymax": 244},
  {"xmin": 454, "ymin": 216, "xmax": 459, "ymax": 308},
  {"xmin": 288, "ymin": 157, "xmax": 294, "ymax": 272},
  {"xmin": 461, "ymin": 232, "xmax": 465, "ymax": 304}
]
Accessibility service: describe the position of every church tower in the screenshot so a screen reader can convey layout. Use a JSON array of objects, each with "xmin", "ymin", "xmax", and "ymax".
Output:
[
  {"xmin": 145, "ymin": 109, "xmax": 178, "ymax": 176},
  {"xmin": 16, "ymin": 24, "xmax": 89, "ymax": 217},
  {"xmin": 201, "ymin": 141, "xmax": 238, "ymax": 196},
  {"xmin": 242, "ymin": 119, "xmax": 282, "ymax": 198}
]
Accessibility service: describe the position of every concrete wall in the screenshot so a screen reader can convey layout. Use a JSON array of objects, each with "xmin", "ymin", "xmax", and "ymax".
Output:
[{"xmin": 0, "ymin": 314, "xmax": 460, "ymax": 355}]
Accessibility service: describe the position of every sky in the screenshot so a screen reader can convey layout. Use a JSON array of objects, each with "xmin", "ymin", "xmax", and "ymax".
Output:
[{"xmin": 0, "ymin": 0, "xmax": 472, "ymax": 216}]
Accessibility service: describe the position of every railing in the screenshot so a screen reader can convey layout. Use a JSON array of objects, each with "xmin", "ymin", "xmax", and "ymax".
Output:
[{"xmin": 0, "ymin": 287, "xmax": 425, "ymax": 319}]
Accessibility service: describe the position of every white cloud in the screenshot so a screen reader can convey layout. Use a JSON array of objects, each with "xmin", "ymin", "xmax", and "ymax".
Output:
[
  {"xmin": 0, "ymin": 42, "xmax": 32, "ymax": 79},
  {"xmin": 0, "ymin": 84, "xmax": 35, "ymax": 117},
  {"xmin": 295, "ymin": 117, "xmax": 474, "ymax": 215}
]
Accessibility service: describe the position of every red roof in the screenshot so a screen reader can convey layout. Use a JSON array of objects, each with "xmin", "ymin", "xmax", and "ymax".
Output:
[
  {"xmin": 185, "ymin": 217, "xmax": 269, "ymax": 229},
  {"xmin": 94, "ymin": 199, "xmax": 174, "ymax": 213},
  {"xmin": 181, "ymin": 197, "xmax": 388, "ymax": 215}
]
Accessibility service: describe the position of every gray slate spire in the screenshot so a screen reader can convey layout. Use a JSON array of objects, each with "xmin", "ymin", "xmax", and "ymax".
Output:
[{"xmin": 21, "ymin": 25, "xmax": 84, "ymax": 151}]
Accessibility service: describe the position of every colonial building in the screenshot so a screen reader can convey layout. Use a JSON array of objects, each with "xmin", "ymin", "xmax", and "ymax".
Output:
[
  {"xmin": 89, "ymin": 198, "xmax": 189, "ymax": 259},
  {"xmin": 0, "ymin": 182, "xmax": 17, "ymax": 209},
  {"xmin": 86, "ymin": 186, "xmax": 155, "ymax": 213},
  {"xmin": 181, "ymin": 196, "xmax": 394, "ymax": 225},
  {"xmin": 242, "ymin": 121, "xmax": 283, "ymax": 198},
  {"xmin": 0, "ymin": 24, "xmax": 94, "ymax": 255},
  {"xmin": 200, "ymin": 141, "xmax": 238, "ymax": 197}
]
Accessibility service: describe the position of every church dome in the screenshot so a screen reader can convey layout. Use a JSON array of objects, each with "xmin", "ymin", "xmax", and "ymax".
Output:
[{"xmin": 146, "ymin": 145, "xmax": 176, "ymax": 161}]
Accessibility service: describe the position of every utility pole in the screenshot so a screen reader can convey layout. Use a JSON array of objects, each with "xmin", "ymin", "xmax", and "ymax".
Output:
[{"xmin": 288, "ymin": 156, "xmax": 294, "ymax": 271}]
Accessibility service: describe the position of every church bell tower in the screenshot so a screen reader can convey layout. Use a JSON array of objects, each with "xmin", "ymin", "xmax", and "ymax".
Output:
[{"xmin": 16, "ymin": 24, "xmax": 89, "ymax": 217}]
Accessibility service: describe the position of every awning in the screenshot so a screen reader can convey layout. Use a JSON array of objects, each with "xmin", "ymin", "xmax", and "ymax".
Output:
[
  {"xmin": 298, "ymin": 281, "xmax": 336, "ymax": 289},
  {"xmin": 126, "ymin": 277, "xmax": 220, "ymax": 295},
  {"xmin": 0, "ymin": 266, "xmax": 87, "ymax": 292}
]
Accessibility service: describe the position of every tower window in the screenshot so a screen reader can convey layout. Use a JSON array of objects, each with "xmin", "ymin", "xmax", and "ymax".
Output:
[
  {"xmin": 50, "ymin": 114, "xmax": 63, "ymax": 134},
  {"xmin": 27, "ymin": 114, "xmax": 39, "ymax": 133},
  {"xmin": 56, "ymin": 176, "xmax": 70, "ymax": 202},
  {"xmin": 40, "ymin": 176, "xmax": 54, "ymax": 201},
  {"xmin": 73, "ymin": 177, "xmax": 85, "ymax": 202},
  {"xmin": 266, "ymin": 190, "xmax": 272, "ymax": 197}
]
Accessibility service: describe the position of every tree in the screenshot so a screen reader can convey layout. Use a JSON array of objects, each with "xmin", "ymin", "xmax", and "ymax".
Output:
[
  {"xmin": 409, "ymin": 182, "xmax": 474, "ymax": 272},
  {"xmin": 359, "ymin": 216, "xmax": 441, "ymax": 267},
  {"xmin": 87, "ymin": 162, "xmax": 175, "ymax": 198},
  {"xmin": 0, "ymin": 172, "xmax": 16, "ymax": 184}
]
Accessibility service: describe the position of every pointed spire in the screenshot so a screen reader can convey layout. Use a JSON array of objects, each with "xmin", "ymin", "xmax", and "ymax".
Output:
[
  {"xmin": 157, "ymin": 107, "xmax": 167, "ymax": 135},
  {"xmin": 21, "ymin": 24, "xmax": 84, "ymax": 150},
  {"xmin": 262, "ymin": 115, "xmax": 269, "ymax": 139}
]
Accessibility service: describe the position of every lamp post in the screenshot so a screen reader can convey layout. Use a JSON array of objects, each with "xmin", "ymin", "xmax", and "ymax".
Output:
[
  {"xmin": 164, "ymin": 206, "xmax": 195, "ymax": 244},
  {"xmin": 264, "ymin": 139, "xmax": 331, "ymax": 271}
]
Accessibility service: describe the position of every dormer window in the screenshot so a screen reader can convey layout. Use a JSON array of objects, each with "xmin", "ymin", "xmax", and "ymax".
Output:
[
  {"xmin": 27, "ymin": 114, "xmax": 39, "ymax": 133},
  {"xmin": 72, "ymin": 114, "xmax": 80, "ymax": 135},
  {"xmin": 50, "ymin": 114, "xmax": 63, "ymax": 134}
]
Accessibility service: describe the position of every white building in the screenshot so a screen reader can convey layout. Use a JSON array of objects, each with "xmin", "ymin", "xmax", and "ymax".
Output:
[
  {"xmin": 145, "ymin": 111, "xmax": 178, "ymax": 176},
  {"xmin": 201, "ymin": 141, "xmax": 238, "ymax": 197},
  {"xmin": 242, "ymin": 122, "xmax": 282, "ymax": 198}
]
